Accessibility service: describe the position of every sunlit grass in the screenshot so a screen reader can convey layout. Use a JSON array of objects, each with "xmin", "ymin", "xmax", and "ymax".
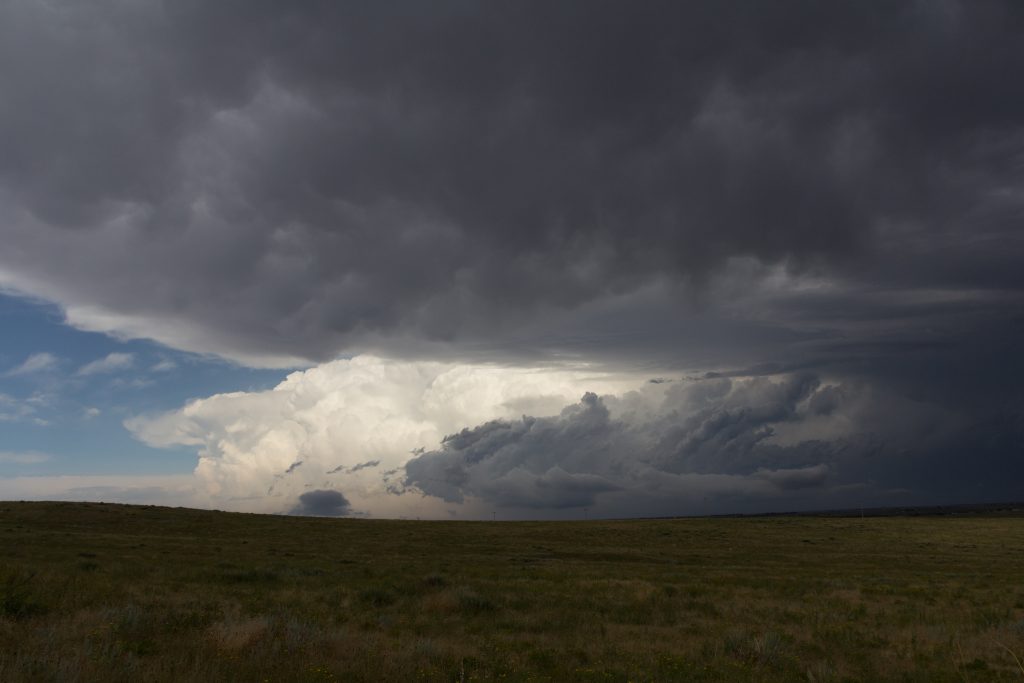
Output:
[{"xmin": 1, "ymin": 501, "xmax": 1023, "ymax": 681}]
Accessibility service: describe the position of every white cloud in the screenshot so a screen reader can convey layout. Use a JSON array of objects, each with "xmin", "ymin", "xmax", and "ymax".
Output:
[
  {"xmin": 83, "ymin": 407, "xmax": 101, "ymax": 419},
  {"xmin": 150, "ymin": 359, "xmax": 177, "ymax": 372},
  {"xmin": 76, "ymin": 352, "xmax": 135, "ymax": 376},
  {"xmin": 111, "ymin": 377, "xmax": 155, "ymax": 390},
  {"xmin": 0, "ymin": 392, "xmax": 35, "ymax": 422},
  {"xmin": 0, "ymin": 451, "xmax": 50, "ymax": 464},
  {"xmin": 4, "ymin": 352, "xmax": 58, "ymax": 376},
  {"xmin": 127, "ymin": 355, "xmax": 646, "ymax": 516}
]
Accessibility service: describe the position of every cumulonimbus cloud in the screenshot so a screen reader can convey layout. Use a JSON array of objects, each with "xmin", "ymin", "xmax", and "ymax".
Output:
[
  {"xmin": 124, "ymin": 354, "xmax": 1020, "ymax": 518},
  {"xmin": 126, "ymin": 355, "xmax": 647, "ymax": 516}
]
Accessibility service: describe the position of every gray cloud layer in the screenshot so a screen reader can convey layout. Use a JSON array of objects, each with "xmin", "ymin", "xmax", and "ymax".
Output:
[{"xmin": 0, "ymin": 1, "xmax": 1021, "ymax": 370}]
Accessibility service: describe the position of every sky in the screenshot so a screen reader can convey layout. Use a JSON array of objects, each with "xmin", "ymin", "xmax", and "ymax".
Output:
[{"xmin": 0, "ymin": 1, "xmax": 1022, "ymax": 519}]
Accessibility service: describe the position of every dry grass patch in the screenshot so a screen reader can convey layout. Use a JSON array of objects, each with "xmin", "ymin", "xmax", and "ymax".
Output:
[
  {"xmin": 2, "ymin": 502, "xmax": 1024, "ymax": 681},
  {"xmin": 208, "ymin": 616, "xmax": 269, "ymax": 651}
]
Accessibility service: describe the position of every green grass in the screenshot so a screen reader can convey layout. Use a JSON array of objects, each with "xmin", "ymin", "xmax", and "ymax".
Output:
[{"xmin": 1, "ymin": 501, "xmax": 1023, "ymax": 681}]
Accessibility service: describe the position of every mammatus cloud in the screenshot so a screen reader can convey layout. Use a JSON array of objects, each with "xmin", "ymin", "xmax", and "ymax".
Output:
[
  {"xmin": 0, "ymin": 2, "xmax": 1020, "ymax": 368},
  {"xmin": 290, "ymin": 489, "xmax": 351, "ymax": 517},
  {"xmin": 76, "ymin": 352, "xmax": 134, "ymax": 376}
]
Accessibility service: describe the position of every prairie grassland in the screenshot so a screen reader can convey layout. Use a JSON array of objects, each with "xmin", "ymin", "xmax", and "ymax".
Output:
[{"xmin": 1, "ymin": 501, "xmax": 1023, "ymax": 682}]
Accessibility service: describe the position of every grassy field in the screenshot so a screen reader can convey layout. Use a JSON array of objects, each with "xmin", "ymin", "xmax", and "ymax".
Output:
[{"xmin": 1, "ymin": 502, "xmax": 1023, "ymax": 682}]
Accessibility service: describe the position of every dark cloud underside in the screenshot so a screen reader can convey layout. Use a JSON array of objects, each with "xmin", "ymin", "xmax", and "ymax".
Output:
[{"xmin": 0, "ymin": 1, "xmax": 1021, "ymax": 366}]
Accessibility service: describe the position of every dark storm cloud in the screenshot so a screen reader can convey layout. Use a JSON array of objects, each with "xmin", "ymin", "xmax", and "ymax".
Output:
[
  {"xmin": 289, "ymin": 489, "xmax": 351, "ymax": 517},
  {"xmin": 404, "ymin": 374, "xmax": 1024, "ymax": 516},
  {"xmin": 0, "ymin": 0, "xmax": 1021, "ymax": 368},
  {"xmin": 401, "ymin": 379, "xmax": 838, "ymax": 513}
]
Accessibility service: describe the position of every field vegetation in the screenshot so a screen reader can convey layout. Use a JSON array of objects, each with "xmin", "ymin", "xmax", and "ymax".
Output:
[{"xmin": 1, "ymin": 501, "xmax": 1023, "ymax": 681}]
